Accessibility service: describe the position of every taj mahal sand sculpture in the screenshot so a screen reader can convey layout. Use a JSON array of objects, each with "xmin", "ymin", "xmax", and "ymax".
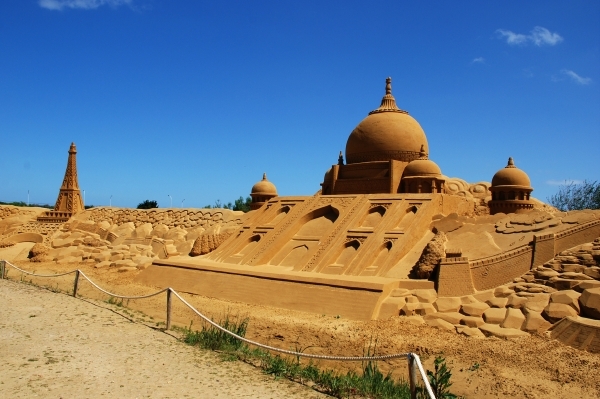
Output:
[{"xmin": 2, "ymin": 78, "xmax": 600, "ymax": 349}]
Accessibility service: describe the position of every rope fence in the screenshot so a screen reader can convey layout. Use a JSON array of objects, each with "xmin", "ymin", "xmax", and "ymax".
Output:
[{"xmin": 0, "ymin": 259, "xmax": 435, "ymax": 399}]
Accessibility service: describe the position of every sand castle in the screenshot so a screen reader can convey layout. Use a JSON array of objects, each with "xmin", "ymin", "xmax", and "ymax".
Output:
[{"xmin": 1, "ymin": 78, "xmax": 600, "ymax": 349}]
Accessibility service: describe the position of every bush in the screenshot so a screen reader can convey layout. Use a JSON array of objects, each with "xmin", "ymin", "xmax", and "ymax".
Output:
[
  {"xmin": 137, "ymin": 200, "xmax": 158, "ymax": 209},
  {"xmin": 548, "ymin": 180, "xmax": 600, "ymax": 211}
]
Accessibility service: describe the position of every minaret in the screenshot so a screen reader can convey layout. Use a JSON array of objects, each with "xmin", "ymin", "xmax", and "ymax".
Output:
[{"xmin": 38, "ymin": 143, "xmax": 85, "ymax": 223}]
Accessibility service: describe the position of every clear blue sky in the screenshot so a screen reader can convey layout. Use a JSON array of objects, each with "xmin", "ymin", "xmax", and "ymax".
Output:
[{"xmin": 1, "ymin": 0, "xmax": 598, "ymax": 208}]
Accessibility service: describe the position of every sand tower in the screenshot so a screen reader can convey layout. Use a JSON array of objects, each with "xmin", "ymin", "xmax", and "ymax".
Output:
[
  {"xmin": 489, "ymin": 157, "xmax": 534, "ymax": 214},
  {"xmin": 250, "ymin": 173, "xmax": 278, "ymax": 210},
  {"xmin": 37, "ymin": 143, "xmax": 84, "ymax": 223}
]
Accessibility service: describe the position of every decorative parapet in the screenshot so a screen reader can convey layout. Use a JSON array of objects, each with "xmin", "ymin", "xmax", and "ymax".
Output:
[{"xmin": 469, "ymin": 245, "xmax": 533, "ymax": 291}]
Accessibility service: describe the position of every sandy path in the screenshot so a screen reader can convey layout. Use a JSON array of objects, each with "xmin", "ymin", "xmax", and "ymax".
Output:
[{"xmin": 0, "ymin": 279, "xmax": 327, "ymax": 399}]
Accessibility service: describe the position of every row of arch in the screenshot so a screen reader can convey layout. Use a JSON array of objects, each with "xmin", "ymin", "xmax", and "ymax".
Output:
[{"xmin": 233, "ymin": 203, "xmax": 419, "ymax": 274}]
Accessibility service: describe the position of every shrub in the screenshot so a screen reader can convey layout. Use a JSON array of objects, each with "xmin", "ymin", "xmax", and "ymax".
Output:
[
  {"xmin": 548, "ymin": 180, "xmax": 600, "ymax": 211},
  {"xmin": 137, "ymin": 200, "xmax": 159, "ymax": 209}
]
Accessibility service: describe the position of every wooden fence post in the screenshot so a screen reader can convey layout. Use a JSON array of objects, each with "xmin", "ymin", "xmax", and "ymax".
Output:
[
  {"xmin": 166, "ymin": 288, "xmax": 172, "ymax": 331},
  {"xmin": 73, "ymin": 270, "xmax": 80, "ymax": 297},
  {"xmin": 0, "ymin": 260, "xmax": 5, "ymax": 279},
  {"xmin": 408, "ymin": 353, "xmax": 418, "ymax": 399}
]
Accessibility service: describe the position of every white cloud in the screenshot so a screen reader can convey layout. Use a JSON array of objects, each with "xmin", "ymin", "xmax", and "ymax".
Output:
[
  {"xmin": 496, "ymin": 29, "xmax": 528, "ymax": 45},
  {"xmin": 472, "ymin": 57, "xmax": 485, "ymax": 64},
  {"xmin": 496, "ymin": 26, "xmax": 563, "ymax": 46},
  {"xmin": 546, "ymin": 179, "xmax": 583, "ymax": 186},
  {"xmin": 529, "ymin": 26, "xmax": 563, "ymax": 46},
  {"xmin": 39, "ymin": 0, "xmax": 132, "ymax": 10},
  {"xmin": 562, "ymin": 69, "xmax": 592, "ymax": 85}
]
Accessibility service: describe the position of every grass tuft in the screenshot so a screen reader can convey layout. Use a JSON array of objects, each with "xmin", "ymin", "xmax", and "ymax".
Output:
[{"xmin": 178, "ymin": 314, "xmax": 458, "ymax": 399}]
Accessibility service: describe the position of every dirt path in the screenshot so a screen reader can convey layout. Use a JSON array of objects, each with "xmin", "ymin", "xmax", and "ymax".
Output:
[{"xmin": 0, "ymin": 279, "xmax": 327, "ymax": 399}]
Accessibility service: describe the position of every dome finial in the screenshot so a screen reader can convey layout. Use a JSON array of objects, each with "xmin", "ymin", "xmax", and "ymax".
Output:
[
  {"xmin": 262, "ymin": 172, "xmax": 267, "ymax": 180},
  {"xmin": 506, "ymin": 157, "xmax": 515, "ymax": 168},
  {"xmin": 338, "ymin": 151, "xmax": 344, "ymax": 166},
  {"xmin": 419, "ymin": 144, "xmax": 427, "ymax": 159},
  {"xmin": 369, "ymin": 77, "xmax": 407, "ymax": 115}
]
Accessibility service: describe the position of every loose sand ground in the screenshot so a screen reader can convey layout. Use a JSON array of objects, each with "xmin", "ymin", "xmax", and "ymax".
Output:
[
  {"xmin": 0, "ymin": 279, "xmax": 326, "ymax": 399},
  {"xmin": 2, "ymin": 253, "xmax": 600, "ymax": 398}
]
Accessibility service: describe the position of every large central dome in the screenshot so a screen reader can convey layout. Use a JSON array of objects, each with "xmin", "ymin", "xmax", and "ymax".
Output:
[{"xmin": 345, "ymin": 77, "xmax": 428, "ymax": 164}]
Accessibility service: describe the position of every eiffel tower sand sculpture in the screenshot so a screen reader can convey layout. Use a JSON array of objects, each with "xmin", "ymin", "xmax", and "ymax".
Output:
[{"xmin": 38, "ymin": 143, "xmax": 85, "ymax": 223}]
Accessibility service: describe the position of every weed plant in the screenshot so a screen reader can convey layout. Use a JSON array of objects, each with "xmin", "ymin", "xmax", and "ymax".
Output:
[{"xmin": 179, "ymin": 315, "xmax": 461, "ymax": 399}]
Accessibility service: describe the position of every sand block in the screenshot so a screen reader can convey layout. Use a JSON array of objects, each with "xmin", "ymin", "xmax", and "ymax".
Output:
[
  {"xmin": 523, "ymin": 312, "xmax": 552, "ymax": 333},
  {"xmin": 494, "ymin": 286, "xmax": 514, "ymax": 298},
  {"xmin": 456, "ymin": 326, "xmax": 486, "ymax": 338},
  {"xmin": 461, "ymin": 302, "xmax": 489, "ymax": 317},
  {"xmin": 434, "ymin": 297, "xmax": 461, "ymax": 313},
  {"xmin": 583, "ymin": 267, "xmax": 600, "ymax": 279},
  {"xmin": 461, "ymin": 316, "xmax": 485, "ymax": 328},
  {"xmin": 473, "ymin": 291, "xmax": 495, "ymax": 303},
  {"xmin": 560, "ymin": 272, "xmax": 594, "ymax": 280},
  {"xmin": 425, "ymin": 317, "xmax": 455, "ymax": 331},
  {"xmin": 551, "ymin": 278, "xmax": 582, "ymax": 290},
  {"xmin": 479, "ymin": 323, "xmax": 529, "ymax": 339},
  {"xmin": 424, "ymin": 312, "xmax": 463, "ymax": 325},
  {"xmin": 543, "ymin": 303, "xmax": 578, "ymax": 323},
  {"xmin": 574, "ymin": 280, "xmax": 600, "ymax": 293},
  {"xmin": 486, "ymin": 297, "xmax": 508, "ymax": 308},
  {"xmin": 94, "ymin": 261, "xmax": 111, "ymax": 269},
  {"xmin": 460, "ymin": 295, "xmax": 478, "ymax": 304},
  {"xmin": 501, "ymin": 308, "xmax": 525, "ymax": 329},
  {"xmin": 550, "ymin": 290, "xmax": 581, "ymax": 312},
  {"xmin": 535, "ymin": 269, "xmax": 560, "ymax": 279},
  {"xmin": 580, "ymin": 288, "xmax": 600, "ymax": 319},
  {"xmin": 412, "ymin": 289, "xmax": 437, "ymax": 303},
  {"xmin": 506, "ymin": 294, "xmax": 528, "ymax": 309},
  {"xmin": 483, "ymin": 308, "xmax": 507, "ymax": 324},
  {"xmin": 378, "ymin": 297, "xmax": 406, "ymax": 319}
]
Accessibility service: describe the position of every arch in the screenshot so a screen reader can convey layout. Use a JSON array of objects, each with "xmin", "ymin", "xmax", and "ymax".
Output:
[
  {"xmin": 268, "ymin": 205, "xmax": 291, "ymax": 225},
  {"xmin": 280, "ymin": 244, "xmax": 309, "ymax": 267},
  {"xmin": 336, "ymin": 240, "xmax": 360, "ymax": 264},
  {"xmin": 295, "ymin": 205, "xmax": 338, "ymax": 237},
  {"xmin": 235, "ymin": 234, "xmax": 261, "ymax": 256},
  {"xmin": 508, "ymin": 191, "xmax": 516, "ymax": 200},
  {"xmin": 361, "ymin": 205, "xmax": 386, "ymax": 228},
  {"xmin": 371, "ymin": 240, "xmax": 393, "ymax": 268},
  {"xmin": 396, "ymin": 206, "xmax": 417, "ymax": 230}
]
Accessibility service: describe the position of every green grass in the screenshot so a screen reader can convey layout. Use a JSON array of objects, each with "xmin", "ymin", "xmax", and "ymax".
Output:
[{"xmin": 178, "ymin": 315, "xmax": 459, "ymax": 399}]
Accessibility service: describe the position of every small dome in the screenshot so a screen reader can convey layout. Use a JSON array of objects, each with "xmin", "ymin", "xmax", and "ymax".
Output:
[
  {"xmin": 345, "ymin": 77, "xmax": 428, "ymax": 164},
  {"xmin": 491, "ymin": 158, "xmax": 531, "ymax": 188},
  {"xmin": 403, "ymin": 146, "xmax": 442, "ymax": 177},
  {"xmin": 251, "ymin": 173, "xmax": 278, "ymax": 195}
]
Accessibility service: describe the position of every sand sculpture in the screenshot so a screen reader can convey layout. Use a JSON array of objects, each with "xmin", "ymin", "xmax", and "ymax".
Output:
[
  {"xmin": 38, "ymin": 143, "xmax": 85, "ymax": 223},
  {"xmin": 1, "ymin": 77, "xmax": 600, "ymax": 348},
  {"xmin": 134, "ymin": 78, "xmax": 600, "ymax": 332}
]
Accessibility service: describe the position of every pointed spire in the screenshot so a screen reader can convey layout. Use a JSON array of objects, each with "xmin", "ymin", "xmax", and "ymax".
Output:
[
  {"xmin": 369, "ymin": 77, "xmax": 408, "ymax": 115},
  {"xmin": 38, "ymin": 142, "xmax": 85, "ymax": 222},
  {"xmin": 338, "ymin": 151, "xmax": 344, "ymax": 166},
  {"xmin": 262, "ymin": 172, "xmax": 268, "ymax": 181},
  {"xmin": 54, "ymin": 142, "xmax": 84, "ymax": 213},
  {"xmin": 506, "ymin": 157, "xmax": 515, "ymax": 168},
  {"xmin": 418, "ymin": 144, "xmax": 428, "ymax": 159}
]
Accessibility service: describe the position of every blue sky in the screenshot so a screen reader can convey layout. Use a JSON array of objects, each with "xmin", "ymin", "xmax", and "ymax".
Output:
[{"xmin": 1, "ymin": 0, "xmax": 598, "ymax": 208}]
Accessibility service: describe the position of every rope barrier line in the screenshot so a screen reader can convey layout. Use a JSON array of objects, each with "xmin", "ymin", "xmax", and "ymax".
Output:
[
  {"xmin": 0, "ymin": 259, "xmax": 436, "ymax": 399},
  {"xmin": 78, "ymin": 271, "xmax": 169, "ymax": 300}
]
